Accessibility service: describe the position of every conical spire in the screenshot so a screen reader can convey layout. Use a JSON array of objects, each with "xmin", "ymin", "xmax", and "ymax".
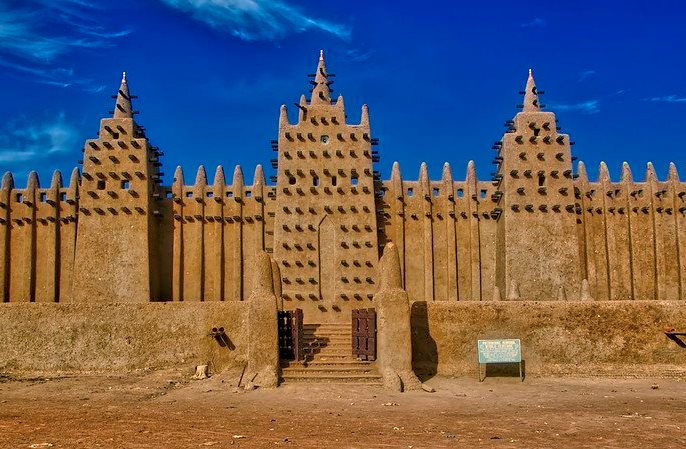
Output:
[
  {"xmin": 668, "ymin": 162, "xmax": 680, "ymax": 182},
  {"xmin": 621, "ymin": 162, "xmax": 633, "ymax": 183},
  {"xmin": 172, "ymin": 166, "xmax": 184, "ymax": 198},
  {"xmin": 232, "ymin": 165, "xmax": 244, "ymax": 200},
  {"xmin": 576, "ymin": 161, "xmax": 588, "ymax": 183},
  {"xmin": 522, "ymin": 69, "xmax": 541, "ymax": 112},
  {"xmin": 599, "ymin": 161, "xmax": 610, "ymax": 183},
  {"xmin": 213, "ymin": 165, "xmax": 226, "ymax": 198},
  {"xmin": 310, "ymin": 50, "xmax": 332, "ymax": 105},
  {"xmin": 441, "ymin": 162, "xmax": 453, "ymax": 182},
  {"xmin": 279, "ymin": 104, "xmax": 289, "ymax": 128},
  {"xmin": 253, "ymin": 164, "xmax": 265, "ymax": 201},
  {"xmin": 466, "ymin": 160, "xmax": 477, "ymax": 185},
  {"xmin": 391, "ymin": 161, "xmax": 403, "ymax": 200},
  {"xmin": 50, "ymin": 170, "xmax": 63, "ymax": 189},
  {"xmin": 360, "ymin": 104, "xmax": 369, "ymax": 127},
  {"xmin": 69, "ymin": 167, "xmax": 80, "ymax": 186},
  {"xmin": 193, "ymin": 165, "xmax": 207, "ymax": 198},
  {"xmin": 646, "ymin": 162, "xmax": 658, "ymax": 183},
  {"xmin": 1, "ymin": 172, "xmax": 14, "ymax": 190},
  {"xmin": 26, "ymin": 171, "xmax": 39, "ymax": 191},
  {"xmin": 113, "ymin": 72, "xmax": 133, "ymax": 119}
]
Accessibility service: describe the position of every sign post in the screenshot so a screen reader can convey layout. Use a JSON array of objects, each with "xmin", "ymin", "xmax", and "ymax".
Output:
[{"xmin": 477, "ymin": 339, "xmax": 523, "ymax": 382}]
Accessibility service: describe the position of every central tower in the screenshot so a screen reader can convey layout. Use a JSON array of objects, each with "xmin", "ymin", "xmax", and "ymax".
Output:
[{"xmin": 273, "ymin": 51, "xmax": 379, "ymax": 321}]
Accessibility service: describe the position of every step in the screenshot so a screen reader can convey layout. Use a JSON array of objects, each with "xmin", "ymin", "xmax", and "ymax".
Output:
[
  {"xmin": 306, "ymin": 348, "xmax": 351, "ymax": 355},
  {"xmin": 281, "ymin": 360, "xmax": 374, "ymax": 368},
  {"xmin": 280, "ymin": 373, "xmax": 382, "ymax": 384},
  {"xmin": 303, "ymin": 335, "xmax": 351, "ymax": 341},
  {"xmin": 282, "ymin": 366, "xmax": 376, "ymax": 375},
  {"xmin": 303, "ymin": 330, "xmax": 350, "ymax": 335}
]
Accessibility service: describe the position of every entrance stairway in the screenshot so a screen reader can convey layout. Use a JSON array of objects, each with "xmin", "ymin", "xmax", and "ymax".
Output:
[{"xmin": 280, "ymin": 323, "xmax": 382, "ymax": 385}]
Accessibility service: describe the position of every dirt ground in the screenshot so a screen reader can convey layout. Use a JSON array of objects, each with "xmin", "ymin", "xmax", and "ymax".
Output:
[{"xmin": 0, "ymin": 369, "xmax": 684, "ymax": 449}]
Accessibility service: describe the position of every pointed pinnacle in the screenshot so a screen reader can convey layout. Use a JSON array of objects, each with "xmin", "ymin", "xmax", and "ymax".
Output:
[
  {"xmin": 2, "ymin": 172, "xmax": 14, "ymax": 190},
  {"xmin": 194, "ymin": 165, "xmax": 207, "ymax": 186},
  {"xmin": 442, "ymin": 162, "xmax": 453, "ymax": 182},
  {"xmin": 51, "ymin": 170, "xmax": 63, "ymax": 189},
  {"xmin": 213, "ymin": 165, "xmax": 225, "ymax": 186},
  {"xmin": 173, "ymin": 166, "xmax": 184, "ymax": 186},
  {"xmin": 668, "ymin": 162, "xmax": 680, "ymax": 182},
  {"xmin": 523, "ymin": 69, "xmax": 541, "ymax": 112},
  {"xmin": 599, "ymin": 161, "xmax": 610, "ymax": 183},
  {"xmin": 69, "ymin": 167, "xmax": 80, "ymax": 188},
  {"xmin": 646, "ymin": 162, "xmax": 658, "ymax": 182},
  {"xmin": 621, "ymin": 162, "xmax": 633, "ymax": 183}
]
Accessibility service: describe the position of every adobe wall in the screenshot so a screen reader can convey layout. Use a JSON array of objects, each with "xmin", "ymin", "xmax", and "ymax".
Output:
[
  {"xmin": 0, "ymin": 302, "xmax": 248, "ymax": 373},
  {"xmin": 411, "ymin": 301, "xmax": 686, "ymax": 378}
]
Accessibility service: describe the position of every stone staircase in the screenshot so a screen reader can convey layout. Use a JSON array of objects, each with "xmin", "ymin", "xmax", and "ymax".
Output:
[{"xmin": 280, "ymin": 323, "xmax": 382, "ymax": 385}]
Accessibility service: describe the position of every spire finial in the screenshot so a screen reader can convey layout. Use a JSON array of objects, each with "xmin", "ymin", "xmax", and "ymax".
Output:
[
  {"xmin": 522, "ymin": 69, "xmax": 541, "ymax": 112},
  {"xmin": 310, "ymin": 50, "xmax": 331, "ymax": 105},
  {"xmin": 113, "ymin": 72, "xmax": 133, "ymax": 119}
]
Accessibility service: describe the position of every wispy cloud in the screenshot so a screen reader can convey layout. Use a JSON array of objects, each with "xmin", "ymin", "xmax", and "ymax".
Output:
[
  {"xmin": 158, "ymin": 0, "xmax": 351, "ymax": 41},
  {"xmin": 548, "ymin": 100, "xmax": 600, "ymax": 114},
  {"xmin": 343, "ymin": 48, "xmax": 374, "ymax": 62},
  {"xmin": 645, "ymin": 95, "xmax": 686, "ymax": 103},
  {"xmin": 578, "ymin": 70, "xmax": 596, "ymax": 81},
  {"xmin": 521, "ymin": 17, "xmax": 547, "ymax": 28},
  {"xmin": 0, "ymin": 1, "xmax": 130, "ymax": 90},
  {"xmin": 0, "ymin": 113, "xmax": 79, "ymax": 165}
]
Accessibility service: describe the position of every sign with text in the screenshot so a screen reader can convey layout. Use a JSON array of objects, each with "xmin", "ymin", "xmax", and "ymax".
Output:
[{"xmin": 477, "ymin": 339, "xmax": 522, "ymax": 364}]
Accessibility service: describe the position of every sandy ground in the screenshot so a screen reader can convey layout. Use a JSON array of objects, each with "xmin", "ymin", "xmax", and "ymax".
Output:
[{"xmin": 0, "ymin": 369, "xmax": 685, "ymax": 449}]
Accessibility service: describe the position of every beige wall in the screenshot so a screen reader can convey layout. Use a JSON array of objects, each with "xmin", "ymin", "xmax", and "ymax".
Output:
[
  {"xmin": 0, "ymin": 302, "xmax": 248, "ymax": 373},
  {"xmin": 411, "ymin": 301, "xmax": 686, "ymax": 377}
]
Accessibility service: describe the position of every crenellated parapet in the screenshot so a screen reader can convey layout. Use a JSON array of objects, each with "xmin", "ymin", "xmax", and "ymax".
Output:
[
  {"xmin": 377, "ymin": 160, "xmax": 497, "ymax": 301},
  {"xmin": 167, "ymin": 164, "xmax": 275, "ymax": 302},
  {"xmin": 575, "ymin": 160, "xmax": 686, "ymax": 300},
  {"xmin": 0, "ymin": 169, "xmax": 80, "ymax": 302}
]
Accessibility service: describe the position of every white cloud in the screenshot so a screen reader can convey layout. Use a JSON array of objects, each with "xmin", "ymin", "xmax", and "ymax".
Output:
[
  {"xmin": 548, "ymin": 100, "xmax": 600, "ymax": 114},
  {"xmin": 521, "ymin": 17, "xmax": 547, "ymax": 28},
  {"xmin": 645, "ymin": 95, "xmax": 686, "ymax": 103},
  {"xmin": 158, "ymin": 0, "xmax": 351, "ymax": 41},
  {"xmin": 0, "ymin": 113, "xmax": 79, "ymax": 164},
  {"xmin": 578, "ymin": 70, "xmax": 596, "ymax": 81},
  {"xmin": 0, "ymin": 2, "xmax": 130, "ymax": 90}
]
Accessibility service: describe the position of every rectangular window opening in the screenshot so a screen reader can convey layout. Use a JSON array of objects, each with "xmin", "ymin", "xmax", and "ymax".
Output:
[
  {"xmin": 331, "ymin": 176, "xmax": 337, "ymax": 186},
  {"xmin": 185, "ymin": 191, "xmax": 193, "ymax": 198},
  {"xmin": 432, "ymin": 187, "xmax": 440, "ymax": 197},
  {"xmin": 351, "ymin": 176, "xmax": 359, "ymax": 186},
  {"xmin": 246, "ymin": 191, "xmax": 252, "ymax": 198},
  {"xmin": 456, "ymin": 188, "xmax": 464, "ymax": 198},
  {"xmin": 313, "ymin": 175, "xmax": 320, "ymax": 187},
  {"xmin": 206, "ymin": 192, "xmax": 214, "ymax": 198},
  {"xmin": 165, "ymin": 191, "xmax": 173, "ymax": 199},
  {"xmin": 59, "ymin": 193, "xmax": 67, "ymax": 202},
  {"xmin": 480, "ymin": 189, "xmax": 487, "ymax": 198},
  {"xmin": 97, "ymin": 180, "xmax": 106, "ymax": 190},
  {"xmin": 407, "ymin": 187, "xmax": 414, "ymax": 197},
  {"xmin": 40, "ymin": 192, "xmax": 47, "ymax": 202},
  {"xmin": 16, "ymin": 193, "xmax": 23, "ymax": 202},
  {"xmin": 226, "ymin": 191, "xmax": 233, "ymax": 198},
  {"xmin": 121, "ymin": 180, "xmax": 130, "ymax": 190}
]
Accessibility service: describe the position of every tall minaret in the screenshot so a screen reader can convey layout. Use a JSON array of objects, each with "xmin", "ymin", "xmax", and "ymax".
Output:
[
  {"xmin": 495, "ymin": 70, "xmax": 581, "ymax": 299},
  {"xmin": 72, "ymin": 73, "xmax": 164, "ymax": 302},
  {"xmin": 273, "ymin": 51, "xmax": 379, "ymax": 321}
]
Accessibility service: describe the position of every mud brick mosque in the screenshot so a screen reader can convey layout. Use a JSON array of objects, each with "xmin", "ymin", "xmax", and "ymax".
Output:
[{"xmin": 1, "ymin": 51, "xmax": 685, "ymax": 385}]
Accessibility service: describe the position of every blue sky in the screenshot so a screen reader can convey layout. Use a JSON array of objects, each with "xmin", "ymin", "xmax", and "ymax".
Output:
[{"xmin": 1, "ymin": 0, "xmax": 685, "ymax": 187}]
